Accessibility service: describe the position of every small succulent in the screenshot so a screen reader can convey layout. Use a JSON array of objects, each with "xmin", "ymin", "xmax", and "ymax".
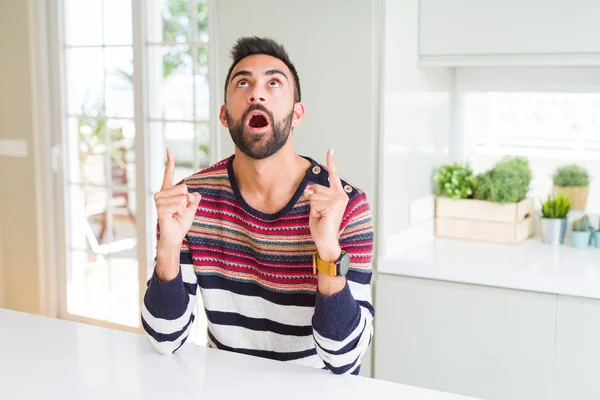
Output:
[
  {"xmin": 434, "ymin": 163, "xmax": 474, "ymax": 200},
  {"xmin": 573, "ymin": 215, "xmax": 590, "ymax": 232},
  {"xmin": 541, "ymin": 193, "xmax": 571, "ymax": 219},
  {"xmin": 553, "ymin": 164, "xmax": 590, "ymax": 187}
]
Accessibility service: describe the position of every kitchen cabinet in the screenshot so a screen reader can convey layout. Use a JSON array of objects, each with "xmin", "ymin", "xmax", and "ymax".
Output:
[
  {"xmin": 374, "ymin": 274, "xmax": 556, "ymax": 400},
  {"xmin": 418, "ymin": 0, "xmax": 600, "ymax": 66},
  {"xmin": 553, "ymin": 296, "xmax": 600, "ymax": 400}
]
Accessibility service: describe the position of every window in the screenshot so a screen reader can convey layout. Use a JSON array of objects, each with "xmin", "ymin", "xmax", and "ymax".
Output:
[
  {"xmin": 457, "ymin": 68, "xmax": 600, "ymax": 214},
  {"xmin": 57, "ymin": 0, "xmax": 211, "ymax": 335}
]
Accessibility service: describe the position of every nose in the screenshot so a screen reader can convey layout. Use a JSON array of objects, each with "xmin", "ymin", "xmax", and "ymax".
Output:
[{"xmin": 248, "ymin": 88, "xmax": 266, "ymax": 104}]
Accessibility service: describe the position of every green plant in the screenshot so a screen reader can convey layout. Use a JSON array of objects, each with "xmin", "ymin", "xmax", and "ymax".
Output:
[
  {"xmin": 434, "ymin": 163, "xmax": 474, "ymax": 200},
  {"xmin": 553, "ymin": 164, "xmax": 590, "ymax": 187},
  {"xmin": 472, "ymin": 157, "xmax": 532, "ymax": 204},
  {"xmin": 541, "ymin": 193, "xmax": 571, "ymax": 219},
  {"xmin": 119, "ymin": 0, "xmax": 209, "ymax": 83},
  {"xmin": 496, "ymin": 156, "xmax": 533, "ymax": 187},
  {"xmin": 573, "ymin": 215, "xmax": 590, "ymax": 232}
]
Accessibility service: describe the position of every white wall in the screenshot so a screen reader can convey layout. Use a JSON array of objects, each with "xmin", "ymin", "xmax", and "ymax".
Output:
[
  {"xmin": 0, "ymin": 0, "xmax": 44, "ymax": 314},
  {"xmin": 0, "ymin": 221, "xmax": 5, "ymax": 308},
  {"xmin": 379, "ymin": 0, "xmax": 454, "ymax": 256},
  {"xmin": 212, "ymin": 0, "xmax": 381, "ymax": 377}
]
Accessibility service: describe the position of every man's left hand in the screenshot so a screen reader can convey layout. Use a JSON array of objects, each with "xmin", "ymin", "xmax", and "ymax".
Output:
[{"xmin": 304, "ymin": 148, "xmax": 349, "ymax": 262}]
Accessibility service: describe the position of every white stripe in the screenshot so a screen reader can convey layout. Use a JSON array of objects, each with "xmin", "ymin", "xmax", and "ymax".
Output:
[
  {"xmin": 141, "ymin": 293, "xmax": 196, "ymax": 334},
  {"xmin": 181, "ymin": 263, "xmax": 197, "ymax": 284},
  {"xmin": 315, "ymin": 320, "xmax": 373, "ymax": 368},
  {"xmin": 145, "ymin": 312, "xmax": 195, "ymax": 355},
  {"xmin": 207, "ymin": 322, "xmax": 315, "ymax": 353},
  {"xmin": 348, "ymin": 280, "xmax": 372, "ymax": 303},
  {"xmin": 201, "ymin": 288, "xmax": 314, "ymax": 326},
  {"xmin": 313, "ymin": 307, "xmax": 373, "ymax": 352},
  {"xmin": 209, "ymin": 333, "xmax": 323, "ymax": 368},
  {"xmin": 287, "ymin": 353, "xmax": 325, "ymax": 369}
]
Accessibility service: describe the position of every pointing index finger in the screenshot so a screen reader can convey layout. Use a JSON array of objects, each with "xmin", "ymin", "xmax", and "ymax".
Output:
[
  {"xmin": 161, "ymin": 147, "xmax": 175, "ymax": 190},
  {"xmin": 327, "ymin": 148, "xmax": 343, "ymax": 192}
]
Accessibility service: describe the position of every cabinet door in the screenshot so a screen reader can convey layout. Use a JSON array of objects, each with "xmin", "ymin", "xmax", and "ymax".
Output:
[
  {"xmin": 554, "ymin": 295, "xmax": 600, "ymax": 400},
  {"xmin": 374, "ymin": 274, "xmax": 556, "ymax": 400},
  {"xmin": 419, "ymin": 0, "xmax": 600, "ymax": 62}
]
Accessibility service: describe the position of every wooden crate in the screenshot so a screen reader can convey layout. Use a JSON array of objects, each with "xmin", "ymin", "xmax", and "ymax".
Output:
[{"xmin": 435, "ymin": 197, "xmax": 534, "ymax": 245}]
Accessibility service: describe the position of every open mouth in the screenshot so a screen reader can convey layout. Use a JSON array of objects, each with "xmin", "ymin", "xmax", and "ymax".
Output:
[{"xmin": 247, "ymin": 111, "xmax": 270, "ymax": 129}]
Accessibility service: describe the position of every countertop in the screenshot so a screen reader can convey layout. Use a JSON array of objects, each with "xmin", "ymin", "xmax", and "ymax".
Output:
[
  {"xmin": 0, "ymin": 309, "xmax": 477, "ymax": 399},
  {"xmin": 378, "ymin": 238, "xmax": 600, "ymax": 299}
]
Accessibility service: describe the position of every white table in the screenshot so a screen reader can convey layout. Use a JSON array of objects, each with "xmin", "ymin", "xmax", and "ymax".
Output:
[{"xmin": 0, "ymin": 309, "xmax": 477, "ymax": 399}]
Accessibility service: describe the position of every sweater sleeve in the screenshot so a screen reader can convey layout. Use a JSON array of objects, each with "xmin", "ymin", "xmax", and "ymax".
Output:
[
  {"xmin": 311, "ymin": 193, "xmax": 375, "ymax": 375},
  {"xmin": 141, "ymin": 224, "xmax": 198, "ymax": 355}
]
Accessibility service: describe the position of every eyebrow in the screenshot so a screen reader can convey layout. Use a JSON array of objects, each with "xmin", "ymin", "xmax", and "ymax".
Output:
[{"xmin": 230, "ymin": 69, "xmax": 289, "ymax": 84}]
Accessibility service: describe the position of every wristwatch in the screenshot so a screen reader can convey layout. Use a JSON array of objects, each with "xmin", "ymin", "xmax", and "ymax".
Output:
[{"xmin": 312, "ymin": 251, "xmax": 351, "ymax": 277}]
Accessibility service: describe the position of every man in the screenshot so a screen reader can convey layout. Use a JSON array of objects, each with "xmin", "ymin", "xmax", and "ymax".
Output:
[{"xmin": 142, "ymin": 36, "xmax": 374, "ymax": 375}]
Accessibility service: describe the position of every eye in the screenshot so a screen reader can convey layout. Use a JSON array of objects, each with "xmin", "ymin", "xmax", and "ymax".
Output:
[
  {"xmin": 268, "ymin": 80, "xmax": 281, "ymax": 88},
  {"xmin": 237, "ymin": 80, "xmax": 249, "ymax": 88}
]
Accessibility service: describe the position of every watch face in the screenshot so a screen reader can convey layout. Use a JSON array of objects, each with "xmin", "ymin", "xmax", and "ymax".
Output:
[{"xmin": 338, "ymin": 252, "xmax": 351, "ymax": 276}]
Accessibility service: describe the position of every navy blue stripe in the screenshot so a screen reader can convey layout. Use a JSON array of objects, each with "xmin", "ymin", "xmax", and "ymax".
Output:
[
  {"xmin": 144, "ymin": 273, "xmax": 193, "ymax": 320},
  {"xmin": 173, "ymin": 336, "xmax": 188, "ymax": 353},
  {"xmin": 145, "ymin": 278, "xmax": 196, "ymax": 296},
  {"xmin": 346, "ymin": 270, "xmax": 372, "ymax": 285},
  {"xmin": 323, "ymin": 353, "xmax": 361, "ymax": 375},
  {"xmin": 199, "ymin": 274, "xmax": 316, "ymax": 307},
  {"xmin": 141, "ymin": 313, "xmax": 195, "ymax": 343},
  {"xmin": 205, "ymin": 310, "xmax": 313, "ymax": 337},
  {"xmin": 313, "ymin": 283, "xmax": 361, "ymax": 341},
  {"xmin": 314, "ymin": 318, "xmax": 366, "ymax": 355},
  {"xmin": 179, "ymin": 252, "xmax": 193, "ymax": 264},
  {"xmin": 208, "ymin": 329, "xmax": 317, "ymax": 362},
  {"xmin": 357, "ymin": 300, "xmax": 375, "ymax": 317}
]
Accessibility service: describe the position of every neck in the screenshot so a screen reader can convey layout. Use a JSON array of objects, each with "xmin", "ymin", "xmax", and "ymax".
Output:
[{"xmin": 232, "ymin": 138, "xmax": 308, "ymax": 196}]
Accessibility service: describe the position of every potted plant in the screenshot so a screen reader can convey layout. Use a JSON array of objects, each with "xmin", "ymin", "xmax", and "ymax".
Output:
[
  {"xmin": 434, "ymin": 162, "xmax": 474, "ymax": 200},
  {"xmin": 434, "ymin": 157, "xmax": 534, "ymax": 245},
  {"xmin": 571, "ymin": 215, "xmax": 591, "ymax": 249},
  {"xmin": 540, "ymin": 193, "xmax": 571, "ymax": 245},
  {"xmin": 472, "ymin": 156, "xmax": 532, "ymax": 204},
  {"xmin": 552, "ymin": 164, "xmax": 590, "ymax": 211}
]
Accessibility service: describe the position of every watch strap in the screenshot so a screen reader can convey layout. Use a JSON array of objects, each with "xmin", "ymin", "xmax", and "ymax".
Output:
[{"xmin": 312, "ymin": 252, "xmax": 337, "ymax": 277}]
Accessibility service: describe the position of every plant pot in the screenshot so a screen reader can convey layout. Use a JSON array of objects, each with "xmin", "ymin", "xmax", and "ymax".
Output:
[
  {"xmin": 592, "ymin": 231, "xmax": 600, "ymax": 248},
  {"xmin": 552, "ymin": 185, "xmax": 589, "ymax": 211},
  {"xmin": 540, "ymin": 218, "xmax": 567, "ymax": 245},
  {"xmin": 571, "ymin": 230, "xmax": 591, "ymax": 249},
  {"xmin": 435, "ymin": 197, "xmax": 533, "ymax": 244}
]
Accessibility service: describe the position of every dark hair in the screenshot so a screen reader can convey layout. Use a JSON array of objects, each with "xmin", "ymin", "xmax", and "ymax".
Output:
[{"xmin": 223, "ymin": 36, "xmax": 301, "ymax": 104}]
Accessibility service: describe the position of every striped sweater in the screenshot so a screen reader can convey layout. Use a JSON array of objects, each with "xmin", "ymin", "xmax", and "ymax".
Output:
[{"xmin": 142, "ymin": 155, "xmax": 374, "ymax": 375}]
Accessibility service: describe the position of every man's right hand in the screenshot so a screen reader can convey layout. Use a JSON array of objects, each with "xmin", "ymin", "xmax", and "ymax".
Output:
[{"xmin": 154, "ymin": 148, "xmax": 202, "ymax": 281}]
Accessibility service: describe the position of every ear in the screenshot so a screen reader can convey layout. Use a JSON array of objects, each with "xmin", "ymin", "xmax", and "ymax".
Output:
[
  {"xmin": 291, "ymin": 102, "xmax": 305, "ymax": 129},
  {"xmin": 219, "ymin": 104, "xmax": 229, "ymax": 128}
]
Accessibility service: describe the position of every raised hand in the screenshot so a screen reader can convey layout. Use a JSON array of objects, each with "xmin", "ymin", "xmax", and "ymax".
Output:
[
  {"xmin": 304, "ymin": 148, "xmax": 349, "ymax": 262},
  {"xmin": 154, "ymin": 148, "xmax": 202, "ymax": 250}
]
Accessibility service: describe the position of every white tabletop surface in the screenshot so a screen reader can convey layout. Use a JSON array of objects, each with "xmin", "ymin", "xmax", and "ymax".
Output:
[
  {"xmin": 378, "ymin": 238, "xmax": 600, "ymax": 299},
  {"xmin": 0, "ymin": 309, "xmax": 477, "ymax": 400}
]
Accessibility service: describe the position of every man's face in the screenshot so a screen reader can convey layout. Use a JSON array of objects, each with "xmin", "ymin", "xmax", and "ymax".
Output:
[{"xmin": 220, "ymin": 54, "xmax": 303, "ymax": 160}]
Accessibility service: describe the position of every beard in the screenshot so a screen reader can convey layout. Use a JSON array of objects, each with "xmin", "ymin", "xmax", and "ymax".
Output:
[{"xmin": 225, "ymin": 104, "xmax": 294, "ymax": 160}]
